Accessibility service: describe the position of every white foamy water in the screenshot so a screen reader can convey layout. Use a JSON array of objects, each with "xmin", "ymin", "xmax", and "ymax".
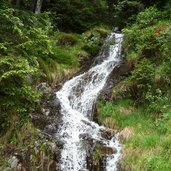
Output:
[{"xmin": 56, "ymin": 33, "xmax": 123, "ymax": 171}]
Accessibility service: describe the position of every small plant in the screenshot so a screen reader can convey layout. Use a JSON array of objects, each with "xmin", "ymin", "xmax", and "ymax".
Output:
[{"xmin": 145, "ymin": 88, "xmax": 169, "ymax": 115}]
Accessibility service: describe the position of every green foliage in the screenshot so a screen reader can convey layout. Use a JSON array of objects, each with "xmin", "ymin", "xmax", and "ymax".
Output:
[
  {"xmin": 46, "ymin": 0, "xmax": 109, "ymax": 32},
  {"xmin": 92, "ymin": 143, "xmax": 102, "ymax": 162},
  {"xmin": 113, "ymin": 0, "xmax": 143, "ymax": 28},
  {"xmin": 136, "ymin": 7, "xmax": 161, "ymax": 28},
  {"xmin": 128, "ymin": 59, "xmax": 155, "ymax": 102},
  {"xmin": 97, "ymin": 99, "xmax": 171, "ymax": 171},
  {"xmin": 123, "ymin": 4, "xmax": 171, "ymax": 108},
  {"xmin": 163, "ymin": 2, "xmax": 171, "ymax": 19},
  {"xmin": 0, "ymin": 56, "xmax": 40, "ymax": 132},
  {"xmin": 97, "ymin": 99, "xmax": 134, "ymax": 129},
  {"xmin": 94, "ymin": 1, "xmax": 171, "ymax": 171},
  {"xmin": 0, "ymin": 4, "xmax": 81, "ymax": 133},
  {"xmin": 0, "ymin": 1, "xmax": 111, "ymax": 134},
  {"xmin": 145, "ymin": 89, "xmax": 169, "ymax": 114},
  {"xmin": 56, "ymin": 33, "xmax": 79, "ymax": 46},
  {"xmin": 82, "ymin": 27, "xmax": 110, "ymax": 56}
]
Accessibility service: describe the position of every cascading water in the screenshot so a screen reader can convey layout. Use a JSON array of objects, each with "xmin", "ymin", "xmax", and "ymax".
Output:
[{"xmin": 56, "ymin": 33, "xmax": 123, "ymax": 171}]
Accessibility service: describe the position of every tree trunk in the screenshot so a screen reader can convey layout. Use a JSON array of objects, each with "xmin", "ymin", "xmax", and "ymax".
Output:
[
  {"xmin": 30, "ymin": 0, "xmax": 37, "ymax": 12},
  {"xmin": 16, "ymin": 0, "xmax": 21, "ymax": 9},
  {"xmin": 35, "ymin": 0, "xmax": 43, "ymax": 14},
  {"xmin": 10, "ymin": 0, "xmax": 16, "ymax": 7}
]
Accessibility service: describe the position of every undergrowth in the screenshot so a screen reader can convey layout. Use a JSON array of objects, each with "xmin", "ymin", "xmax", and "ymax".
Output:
[{"xmin": 97, "ymin": 4, "xmax": 171, "ymax": 171}]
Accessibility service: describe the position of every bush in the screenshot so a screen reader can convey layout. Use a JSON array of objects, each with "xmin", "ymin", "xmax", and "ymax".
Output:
[
  {"xmin": 56, "ymin": 33, "xmax": 79, "ymax": 46},
  {"xmin": 128, "ymin": 59, "xmax": 155, "ymax": 102},
  {"xmin": 136, "ymin": 7, "xmax": 161, "ymax": 28},
  {"xmin": 0, "ymin": 6, "xmax": 59, "ymax": 133},
  {"xmin": 123, "ymin": 4, "xmax": 171, "ymax": 106},
  {"xmin": 81, "ymin": 27, "xmax": 109, "ymax": 56},
  {"xmin": 145, "ymin": 89, "xmax": 169, "ymax": 115},
  {"xmin": 0, "ymin": 56, "xmax": 40, "ymax": 133},
  {"xmin": 113, "ymin": 0, "xmax": 143, "ymax": 28},
  {"xmin": 46, "ymin": 0, "xmax": 109, "ymax": 33}
]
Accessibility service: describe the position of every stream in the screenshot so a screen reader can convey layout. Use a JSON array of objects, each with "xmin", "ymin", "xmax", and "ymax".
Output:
[{"xmin": 55, "ymin": 33, "xmax": 123, "ymax": 171}]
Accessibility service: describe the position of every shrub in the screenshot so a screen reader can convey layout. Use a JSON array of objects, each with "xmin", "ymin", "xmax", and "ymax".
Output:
[
  {"xmin": 56, "ymin": 33, "xmax": 79, "ymax": 46},
  {"xmin": 136, "ymin": 7, "xmax": 161, "ymax": 28},
  {"xmin": 128, "ymin": 59, "xmax": 155, "ymax": 102},
  {"xmin": 113, "ymin": 0, "xmax": 143, "ymax": 28},
  {"xmin": 81, "ymin": 27, "xmax": 109, "ymax": 56},
  {"xmin": 0, "ymin": 56, "xmax": 40, "ymax": 133},
  {"xmin": 0, "ymin": 6, "xmax": 54, "ymax": 133},
  {"xmin": 145, "ymin": 89, "xmax": 169, "ymax": 115}
]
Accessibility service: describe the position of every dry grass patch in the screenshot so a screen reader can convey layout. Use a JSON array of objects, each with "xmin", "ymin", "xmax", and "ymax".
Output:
[{"xmin": 120, "ymin": 127, "xmax": 134, "ymax": 141}]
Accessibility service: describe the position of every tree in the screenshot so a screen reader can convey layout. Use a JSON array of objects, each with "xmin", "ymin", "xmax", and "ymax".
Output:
[
  {"xmin": 35, "ymin": 0, "xmax": 43, "ymax": 14},
  {"xmin": 45, "ymin": 0, "xmax": 109, "ymax": 32}
]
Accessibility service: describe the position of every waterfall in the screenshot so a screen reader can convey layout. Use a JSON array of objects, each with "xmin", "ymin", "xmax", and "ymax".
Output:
[{"xmin": 55, "ymin": 33, "xmax": 123, "ymax": 171}]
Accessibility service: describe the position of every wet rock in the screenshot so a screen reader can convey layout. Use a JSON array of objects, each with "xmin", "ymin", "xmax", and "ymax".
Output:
[
  {"xmin": 98, "ymin": 61, "xmax": 133, "ymax": 101},
  {"xmin": 100, "ymin": 146, "xmax": 117, "ymax": 156},
  {"xmin": 54, "ymin": 148, "xmax": 62, "ymax": 165},
  {"xmin": 49, "ymin": 96, "xmax": 60, "ymax": 109},
  {"xmin": 37, "ymin": 82, "xmax": 52, "ymax": 94},
  {"xmin": 47, "ymin": 94, "xmax": 61, "ymax": 116},
  {"xmin": 116, "ymin": 162, "xmax": 126, "ymax": 171},
  {"xmin": 79, "ymin": 133, "xmax": 93, "ymax": 142},
  {"xmin": 101, "ymin": 128, "xmax": 116, "ymax": 140},
  {"xmin": 44, "ymin": 123, "xmax": 58, "ymax": 135},
  {"xmin": 30, "ymin": 114, "xmax": 50, "ymax": 130},
  {"xmin": 93, "ymin": 57, "xmax": 104, "ymax": 65},
  {"xmin": 8, "ymin": 156, "xmax": 19, "ymax": 169},
  {"xmin": 81, "ymin": 119, "xmax": 96, "ymax": 129},
  {"xmin": 113, "ymin": 27, "xmax": 119, "ymax": 32}
]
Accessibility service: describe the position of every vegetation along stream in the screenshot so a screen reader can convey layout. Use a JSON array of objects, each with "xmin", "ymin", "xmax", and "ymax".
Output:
[{"xmin": 1, "ymin": 1, "xmax": 171, "ymax": 170}]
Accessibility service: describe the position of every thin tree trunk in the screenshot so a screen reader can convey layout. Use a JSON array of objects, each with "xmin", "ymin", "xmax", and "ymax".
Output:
[
  {"xmin": 35, "ymin": 0, "xmax": 43, "ymax": 14},
  {"xmin": 16, "ymin": 0, "xmax": 21, "ymax": 9},
  {"xmin": 30, "ymin": 0, "xmax": 37, "ymax": 12},
  {"xmin": 10, "ymin": 0, "xmax": 15, "ymax": 7}
]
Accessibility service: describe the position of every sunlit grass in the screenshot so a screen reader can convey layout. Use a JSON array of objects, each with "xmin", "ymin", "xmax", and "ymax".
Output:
[{"xmin": 97, "ymin": 99, "xmax": 171, "ymax": 171}]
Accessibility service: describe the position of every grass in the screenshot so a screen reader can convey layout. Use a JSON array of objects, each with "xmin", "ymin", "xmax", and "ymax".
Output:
[
  {"xmin": 38, "ymin": 27, "xmax": 110, "ymax": 86},
  {"xmin": 0, "ymin": 121, "xmax": 56, "ymax": 170},
  {"xmin": 97, "ymin": 99, "xmax": 171, "ymax": 171}
]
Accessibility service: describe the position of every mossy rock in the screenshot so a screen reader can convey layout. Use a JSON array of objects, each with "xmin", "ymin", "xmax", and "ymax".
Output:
[
  {"xmin": 82, "ymin": 44, "xmax": 100, "ymax": 57},
  {"xmin": 93, "ymin": 27, "xmax": 110, "ymax": 38},
  {"xmin": 56, "ymin": 33, "xmax": 78, "ymax": 46}
]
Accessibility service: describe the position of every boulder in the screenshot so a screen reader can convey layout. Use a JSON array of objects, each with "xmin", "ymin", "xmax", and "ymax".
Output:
[
  {"xmin": 37, "ymin": 82, "xmax": 52, "ymax": 94},
  {"xmin": 100, "ymin": 146, "xmax": 117, "ymax": 156},
  {"xmin": 101, "ymin": 128, "xmax": 115, "ymax": 139},
  {"xmin": 8, "ymin": 156, "xmax": 19, "ymax": 169}
]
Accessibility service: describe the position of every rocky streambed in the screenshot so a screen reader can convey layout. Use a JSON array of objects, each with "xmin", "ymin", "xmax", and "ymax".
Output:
[{"xmin": 30, "ymin": 33, "xmax": 133, "ymax": 171}]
